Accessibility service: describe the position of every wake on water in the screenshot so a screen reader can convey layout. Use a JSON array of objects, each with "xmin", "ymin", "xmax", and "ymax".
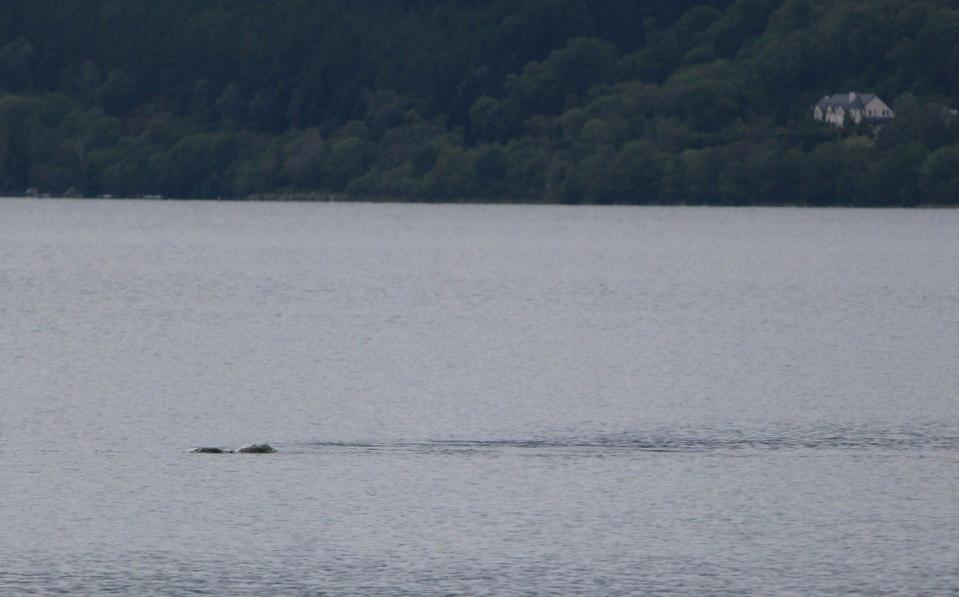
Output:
[{"xmin": 288, "ymin": 426, "xmax": 958, "ymax": 456}]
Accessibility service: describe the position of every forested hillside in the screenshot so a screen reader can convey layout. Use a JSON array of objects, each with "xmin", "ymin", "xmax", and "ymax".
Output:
[{"xmin": 1, "ymin": 0, "xmax": 958, "ymax": 204}]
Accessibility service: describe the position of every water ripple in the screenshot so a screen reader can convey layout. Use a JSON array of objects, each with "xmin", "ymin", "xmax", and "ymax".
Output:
[{"xmin": 303, "ymin": 427, "xmax": 959, "ymax": 455}]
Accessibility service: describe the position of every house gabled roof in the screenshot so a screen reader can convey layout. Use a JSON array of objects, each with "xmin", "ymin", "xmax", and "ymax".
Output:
[{"xmin": 816, "ymin": 92, "xmax": 879, "ymax": 111}]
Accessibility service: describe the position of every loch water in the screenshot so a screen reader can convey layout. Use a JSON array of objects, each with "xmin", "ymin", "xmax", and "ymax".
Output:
[{"xmin": 1, "ymin": 199, "xmax": 957, "ymax": 595}]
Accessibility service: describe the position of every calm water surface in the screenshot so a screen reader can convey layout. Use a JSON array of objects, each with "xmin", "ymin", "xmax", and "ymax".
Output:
[{"xmin": 1, "ymin": 199, "xmax": 957, "ymax": 595}]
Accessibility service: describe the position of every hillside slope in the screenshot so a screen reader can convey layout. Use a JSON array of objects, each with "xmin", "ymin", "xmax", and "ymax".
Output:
[{"xmin": 1, "ymin": 0, "xmax": 957, "ymax": 204}]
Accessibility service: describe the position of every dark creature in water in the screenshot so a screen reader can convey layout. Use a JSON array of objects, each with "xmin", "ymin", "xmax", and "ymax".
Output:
[{"xmin": 189, "ymin": 444, "xmax": 276, "ymax": 454}]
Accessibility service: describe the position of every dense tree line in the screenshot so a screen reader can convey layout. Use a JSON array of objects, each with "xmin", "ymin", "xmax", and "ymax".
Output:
[{"xmin": 0, "ymin": 0, "xmax": 958, "ymax": 204}]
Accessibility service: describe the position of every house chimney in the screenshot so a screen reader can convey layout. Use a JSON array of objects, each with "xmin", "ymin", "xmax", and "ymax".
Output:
[{"xmin": 849, "ymin": 91, "xmax": 856, "ymax": 102}]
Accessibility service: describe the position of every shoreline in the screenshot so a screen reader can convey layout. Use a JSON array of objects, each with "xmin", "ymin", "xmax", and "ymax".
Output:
[{"xmin": 3, "ymin": 192, "xmax": 956, "ymax": 209}]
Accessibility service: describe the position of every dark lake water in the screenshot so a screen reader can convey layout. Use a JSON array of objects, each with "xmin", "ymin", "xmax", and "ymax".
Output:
[{"xmin": 1, "ymin": 199, "xmax": 957, "ymax": 595}]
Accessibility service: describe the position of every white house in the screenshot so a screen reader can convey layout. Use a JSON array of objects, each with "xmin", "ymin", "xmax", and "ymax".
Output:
[{"xmin": 814, "ymin": 92, "xmax": 894, "ymax": 128}]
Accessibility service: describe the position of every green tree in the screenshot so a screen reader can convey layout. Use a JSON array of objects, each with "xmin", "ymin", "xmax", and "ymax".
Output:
[
  {"xmin": 97, "ymin": 68, "xmax": 137, "ymax": 115},
  {"xmin": 282, "ymin": 128, "xmax": 328, "ymax": 188},
  {"xmin": 0, "ymin": 38, "xmax": 35, "ymax": 91},
  {"xmin": 919, "ymin": 146, "xmax": 959, "ymax": 204},
  {"xmin": 325, "ymin": 136, "xmax": 367, "ymax": 190},
  {"xmin": 469, "ymin": 96, "xmax": 504, "ymax": 142},
  {"xmin": 865, "ymin": 143, "xmax": 927, "ymax": 206},
  {"xmin": 609, "ymin": 140, "xmax": 665, "ymax": 203}
]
